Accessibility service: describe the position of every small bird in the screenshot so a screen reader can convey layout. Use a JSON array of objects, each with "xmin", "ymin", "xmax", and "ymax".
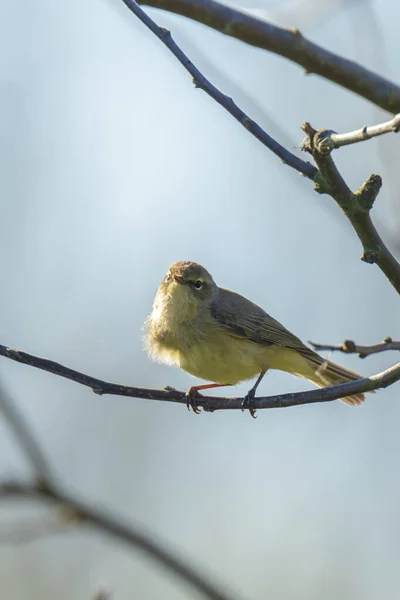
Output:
[{"xmin": 145, "ymin": 261, "xmax": 366, "ymax": 416}]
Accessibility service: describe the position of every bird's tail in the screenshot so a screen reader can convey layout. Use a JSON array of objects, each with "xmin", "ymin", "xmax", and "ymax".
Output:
[{"xmin": 301, "ymin": 350, "xmax": 365, "ymax": 406}]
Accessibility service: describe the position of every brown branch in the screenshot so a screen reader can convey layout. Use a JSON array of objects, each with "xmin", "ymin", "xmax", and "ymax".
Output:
[
  {"xmin": 135, "ymin": 0, "xmax": 400, "ymax": 114},
  {"xmin": 0, "ymin": 344, "xmax": 399, "ymax": 411},
  {"xmin": 310, "ymin": 337, "xmax": 400, "ymax": 359},
  {"xmin": 121, "ymin": 0, "xmax": 400, "ymax": 294},
  {"xmin": 121, "ymin": 0, "xmax": 316, "ymax": 179},
  {"xmin": 302, "ymin": 123, "xmax": 400, "ymax": 296},
  {"xmin": 0, "ymin": 479, "xmax": 238, "ymax": 600}
]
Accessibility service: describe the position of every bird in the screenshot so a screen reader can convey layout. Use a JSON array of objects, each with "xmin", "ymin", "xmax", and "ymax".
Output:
[{"xmin": 145, "ymin": 260, "xmax": 366, "ymax": 416}]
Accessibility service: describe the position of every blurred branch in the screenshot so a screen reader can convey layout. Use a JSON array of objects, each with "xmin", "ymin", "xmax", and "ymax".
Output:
[
  {"xmin": 0, "ymin": 479, "xmax": 237, "ymax": 600},
  {"xmin": 131, "ymin": 0, "xmax": 400, "ymax": 114},
  {"xmin": 92, "ymin": 589, "xmax": 112, "ymax": 600},
  {"xmin": 0, "ymin": 380, "xmax": 239, "ymax": 599},
  {"xmin": 0, "ymin": 382, "xmax": 52, "ymax": 484},
  {"xmin": 302, "ymin": 122, "xmax": 400, "ymax": 296},
  {"xmin": 310, "ymin": 114, "xmax": 400, "ymax": 151},
  {"xmin": 310, "ymin": 337, "xmax": 400, "ymax": 358},
  {"xmin": 0, "ymin": 384, "xmax": 239, "ymax": 599},
  {"xmin": 1, "ymin": 344, "xmax": 399, "ymax": 411},
  {"xmin": 120, "ymin": 0, "xmax": 316, "ymax": 179}
]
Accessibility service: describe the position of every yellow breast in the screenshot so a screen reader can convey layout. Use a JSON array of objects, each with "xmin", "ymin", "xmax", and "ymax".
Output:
[{"xmin": 178, "ymin": 330, "xmax": 267, "ymax": 385}]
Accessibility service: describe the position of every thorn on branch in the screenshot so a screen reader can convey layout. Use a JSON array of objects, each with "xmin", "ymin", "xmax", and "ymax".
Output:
[
  {"xmin": 361, "ymin": 247, "xmax": 381, "ymax": 264},
  {"xmin": 92, "ymin": 387, "xmax": 105, "ymax": 395},
  {"xmin": 301, "ymin": 121, "xmax": 317, "ymax": 141},
  {"xmin": 159, "ymin": 27, "xmax": 171, "ymax": 41}
]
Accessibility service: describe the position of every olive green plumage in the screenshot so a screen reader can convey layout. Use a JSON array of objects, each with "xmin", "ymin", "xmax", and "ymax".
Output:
[{"xmin": 145, "ymin": 261, "xmax": 365, "ymax": 406}]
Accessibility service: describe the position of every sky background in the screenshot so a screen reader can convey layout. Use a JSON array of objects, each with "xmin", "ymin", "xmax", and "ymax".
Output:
[{"xmin": 0, "ymin": 0, "xmax": 399, "ymax": 598}]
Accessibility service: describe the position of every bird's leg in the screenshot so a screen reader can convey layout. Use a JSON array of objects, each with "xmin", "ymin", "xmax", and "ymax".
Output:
[
  {"xmin": 186, "ymin": 383, "xmax": 231, "ymax": 414},
  {"xmin": 242, "ymin": 371, "xmax": 266, "ymax": 418}
]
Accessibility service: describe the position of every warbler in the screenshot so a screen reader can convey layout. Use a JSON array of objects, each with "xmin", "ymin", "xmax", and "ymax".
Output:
[{"xmin": 145, "ymin": 260, "xmax": 365, "ymax": 415}]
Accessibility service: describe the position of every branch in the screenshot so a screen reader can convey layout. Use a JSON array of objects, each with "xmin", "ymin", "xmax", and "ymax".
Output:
[
  {"xmin": 310, "ymin": 114, "xmax": 400, "ymax": 152},
  {"xmin": 310, "ymin": 337, "xmax": 400, "ymax": 359},
  {"xmin": 0, "ymin": 381, "xmax": 238, "ymax": 600},
  {"xmin": 121, "ymin": 0, "xmax": 316, "ymax": 179},
  {"xmin": 302, "ymin": 122, "xmax": 400, "ymax": 296},
  {"xmin": 0, "ymin": 480, "xmax": 237, "ymax": 600},
  {"xmin": 135, "ymin": 0, "xmax": 400, "ymax": 114},
  {"xmin": 0, "ymin": 381, "xmax": 52, "ymax": 484},
  {"xmin": 1, "ymin": 344, "xmax": 399, "ymax": 411}
]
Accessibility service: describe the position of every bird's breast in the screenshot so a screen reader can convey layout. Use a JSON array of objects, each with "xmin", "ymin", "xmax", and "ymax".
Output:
[{"xmin": 179, "ymin": 330, "xmax": 268, "ymax": 384}]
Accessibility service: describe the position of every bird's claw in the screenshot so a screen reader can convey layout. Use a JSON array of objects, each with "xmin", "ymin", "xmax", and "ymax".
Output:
[
  {"xmin": 185, "ymin": 387, "xmax": 202, "ymax": 414},
  {"xmin": 241, "ymin": 390, "xmax": 257, "ymax": 419}
]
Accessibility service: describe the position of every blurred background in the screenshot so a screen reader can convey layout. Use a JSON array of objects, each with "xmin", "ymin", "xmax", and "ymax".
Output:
[{"xmin": 0, "ymin": 0, "xmax": 399, "ymax": 598}]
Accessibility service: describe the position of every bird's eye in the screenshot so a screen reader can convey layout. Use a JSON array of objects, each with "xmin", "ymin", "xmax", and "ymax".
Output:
[
  {"xmin": 165, "ymin": 273, "xmax": 171, "ymax": 283},
  {"xmin": 194, "ymin": 279, "xmax": 203, "ymax": 290}
]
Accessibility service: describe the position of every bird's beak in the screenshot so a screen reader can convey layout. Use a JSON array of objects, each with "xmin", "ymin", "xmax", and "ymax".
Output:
[{"xmin": 174, "ymin": 275, "xmax": 184, "ymax": 285}]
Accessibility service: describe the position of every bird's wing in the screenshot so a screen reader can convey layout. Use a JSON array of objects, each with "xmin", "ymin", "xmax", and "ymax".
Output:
[{"xmin": 210, "ymin": 288, "xmax": 309, "ymax": 353}]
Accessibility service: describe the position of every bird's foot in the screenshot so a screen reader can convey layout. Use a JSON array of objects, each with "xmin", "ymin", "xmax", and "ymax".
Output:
[
  {"xmin": 185, "ymin": 387, "xmax": 202, "ymax": 414},
  {"xmin": 241, "ymin": 389, "xmax": 257, "ymax": 419}
]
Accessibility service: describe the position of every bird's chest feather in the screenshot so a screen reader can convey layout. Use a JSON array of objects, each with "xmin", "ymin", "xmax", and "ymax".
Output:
[
  {"xmin": 146, "ymin": 290, "xmax": 199, "ymax": 364},
  {"xmin": 179, "ymin": 331, "xmax": 266, "ymax": 384}
]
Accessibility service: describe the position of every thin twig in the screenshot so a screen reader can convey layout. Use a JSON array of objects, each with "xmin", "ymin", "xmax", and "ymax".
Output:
[
  {"xmin": 121, "ymin": 0, "xmax": 316, "ymax": 179},
  {"xmin": 0, "ymin": 345, "xmax": 399, "ymax": 411},
  {"xmin": 311, "ymin": 114, "xmax": 400, "ymax": 153},
  {"xmin": 0, "ymin": 381, "xmax": 52, "ymax": 483},
  {"xmin": 0, "ymin": 480, "xmax": 239, "ymax": 600},
  {"xmin": 302, "ymin": 122, "xmax": 400, "ymax": 296},
  {"xmin": 310, "ymin": 337, "xmax": 400, "ymax": 358},
  {"xmin": 136, "ymin": 0, "xmax": 400, "ymax": 114}
]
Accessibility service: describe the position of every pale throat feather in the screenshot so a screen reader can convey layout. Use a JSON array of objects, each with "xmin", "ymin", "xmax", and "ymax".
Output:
[{"xmin": 146, "ymin": 285, "xmax": 199, "ymax": 366}]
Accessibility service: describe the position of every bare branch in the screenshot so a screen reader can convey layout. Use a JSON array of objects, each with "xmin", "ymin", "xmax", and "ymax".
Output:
[
  {"xmin": 302, "ymin": 123, "xmax": 400, "ymax": 296},
  {"xmin": 0, "ymin": 377, "xmax": 239, "ymax": 600},
  {"xmin": 135, "ymin": 0, "xmax": 400, "ymax": 114},
  {"xmin": 310, "ymin": 114, "xmax": 400, "ymax": 152},
  {"xmin": 0, "ymin": 480, "xmax": 239, "ymax": 600},
  {"xmin": 0, "ymin": 344, "xmax": 399, "ymax": 411},
  {"xmin": 0, "ymin": 381, "xmax": 53, "ymax": 484},
  {"xmin": 120, "ymin": 0, "xmax": 316, "ymax": 179},
  {"xmin": 310, "ymin": 337, "xmax": 400, "ymax": 359}
]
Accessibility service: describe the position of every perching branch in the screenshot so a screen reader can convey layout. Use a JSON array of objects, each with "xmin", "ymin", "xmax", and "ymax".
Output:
[
  {"xmin": 121, "ymin": 0, "xmax": 316, "ymax": 179},
  {"xmin": 302, "ymin": 122, "xmax": 400, "ymax": 296},
  {"xmin": 310, "ymin": 337, "xmax": 400, "ymax": 359},
  {"xmin": 136, "ymin": 0, "xmax": 400, "ymax": 114},
  {"xmin": 0, "ymin": 480, "xmax": 237, "ymax": 600},
  {"xmin": 310, "ymin": 114, "xmax": 400, "ymax": 152},
  {"xmin": 1, "ymin": 344, "xmax": 399, "ymax": 411}
]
